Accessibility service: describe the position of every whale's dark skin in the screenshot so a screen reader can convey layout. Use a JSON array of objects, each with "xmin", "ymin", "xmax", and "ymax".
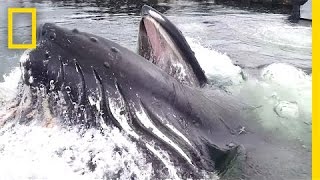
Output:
[{"xmin": 20, "ymin": 6, "xmax": 310, "ymax": 180}]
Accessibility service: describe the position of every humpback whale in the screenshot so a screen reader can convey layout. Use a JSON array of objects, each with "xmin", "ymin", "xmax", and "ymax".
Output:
[{"xmin": 17, "ymin": 5, "xmax": 310, "ymax": 180}]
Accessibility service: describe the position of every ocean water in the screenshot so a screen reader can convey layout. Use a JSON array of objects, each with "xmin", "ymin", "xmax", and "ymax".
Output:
[{"xmin": 0, "ymin": 0, "xmax": 311, "ymax": 179}]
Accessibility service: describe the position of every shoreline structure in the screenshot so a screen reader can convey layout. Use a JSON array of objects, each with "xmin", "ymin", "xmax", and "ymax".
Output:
[{"xmin": 214, "ymin": 0, "xmax": 310, "ymax": 22}]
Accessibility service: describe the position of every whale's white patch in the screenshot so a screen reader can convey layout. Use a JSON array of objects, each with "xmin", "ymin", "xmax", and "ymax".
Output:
[
  {"xmin": 145, "ymin": 109, "xmax": 193, "ymax": 147},
  {"xmin": 88, "ymin": 95, "xmax": 101, "ymax": 112},
  {"xmin": 109, "ymin": 97, "xmax": 139, "ymax": 139},
  {"xmin": 135, "ymin": 104, "xmax": 193, "ymax": 166},
  {"xmin": 145, "ymin": 143, "xmax": 179, "ymax": 179},
  {"xmin": 49, "ymin": 80, "xmax": 55, "ymax": 91},
  {"xmin": 28, "ymin": 76, "xmax": 34, "ymax": 84},
  {"xmin": 165, "ymin": 123, "xmax": 192, "ymax": 147},
  {"xmin": 75, "ymin": 64, "xmax": 79, "ymax": 73}
]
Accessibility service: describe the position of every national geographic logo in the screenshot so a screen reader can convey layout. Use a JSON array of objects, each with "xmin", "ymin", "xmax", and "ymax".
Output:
[{"xmin": 8, "ymin": 8, "xmax": 36, "ymax": 49}]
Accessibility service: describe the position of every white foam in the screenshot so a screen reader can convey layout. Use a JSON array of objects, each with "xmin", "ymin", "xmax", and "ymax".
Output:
[
  {"xmin": 19, "ymin": 49, "xmax": 31, "ymax": 64},
  {"xmin": 186, "ymin": 38, "xmax": 244, "ymax": 86},
  {"xmin": 260, "ymin": 63, "xmax": 311, "ymax": 115},
  {"xmin": 0, "ymin": 123, "xmax": 153, "ymax": 180},
  {"xmin": 228, "ymin": 63, "xmax": 311, "ymax": 142},
  {"xmin": 186, "ymin": 38, "xmax": 310, "ymax": 143},
  {"xmin": 274, "ymin": 101, "xmax": 299, "ymax": 119},
  {"xmin": 261, "ymin": 63, "xmax": 311, "ymax": 87},
  {"xmin": 0, "ymin": 67, "xmax": 21, "ymax": 102}
]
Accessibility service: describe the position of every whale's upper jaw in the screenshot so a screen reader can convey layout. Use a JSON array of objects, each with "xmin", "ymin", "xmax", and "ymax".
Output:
[
  {"xmin": 138, "ymin": 5, "xmax": 207, "ymax": 87},
  {"xmin": 141, "ymin": 5, "xmax": 167, "ymax": 23}
]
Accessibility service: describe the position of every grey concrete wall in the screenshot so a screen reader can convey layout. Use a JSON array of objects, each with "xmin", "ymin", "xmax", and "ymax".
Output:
[
  {"xmin": 214, "ymin": 0, "xmax": 309, "ymax": 22},
  {"xmin": 215, "ymin": 0, "xmax": 307, "ymax": 7}
]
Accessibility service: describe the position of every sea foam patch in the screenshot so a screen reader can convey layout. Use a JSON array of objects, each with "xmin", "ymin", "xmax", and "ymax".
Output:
[
  {"xmin": 187, "ymin": 38, "xmax": 244, "ymax": 86},
  {"xmin": 0, "ymin": 67, "xmax": 21, "ymax": 102},
  {"xmin": 0, "ymin": 123, "xmax": 154, "ymax": 180}
]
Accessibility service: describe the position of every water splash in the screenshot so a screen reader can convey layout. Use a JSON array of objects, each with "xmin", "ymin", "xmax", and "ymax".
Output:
[
  {"xmin": 0, "ymin": 123, "xmax": 153, "ymax": 180},
  {"xmin": 187, "ymin": 37, "xmax": 244, "ymax": 86},
  {"xmin": 187, "ymin": 38, "xmax": 311, "ymax": 145}
]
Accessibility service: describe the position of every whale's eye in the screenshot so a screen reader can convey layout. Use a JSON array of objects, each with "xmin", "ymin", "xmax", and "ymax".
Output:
[{"xmin": 90, "ymin": 37, "xmax": 98, "ymax": 42}]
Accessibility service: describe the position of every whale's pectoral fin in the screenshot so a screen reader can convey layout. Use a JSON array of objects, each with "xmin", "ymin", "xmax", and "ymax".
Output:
[{"xmin": 138, "ymin": 5, "xmax": 207, "ymax": 87}]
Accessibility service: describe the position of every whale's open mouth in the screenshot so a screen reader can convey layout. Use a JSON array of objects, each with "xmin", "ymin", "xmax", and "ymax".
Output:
[
  {"xmin": 138, "ymin": 5, "xmax": 207, "ymax": 87},
  {"xmin": 139, "ymin": 16, "xmax": 182, "ymax": 66}
]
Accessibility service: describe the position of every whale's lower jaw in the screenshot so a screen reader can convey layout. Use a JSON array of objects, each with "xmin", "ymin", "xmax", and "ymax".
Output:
[{"xmin": 12, "ymin": 83, "xmax": 221, "ymax": 179}]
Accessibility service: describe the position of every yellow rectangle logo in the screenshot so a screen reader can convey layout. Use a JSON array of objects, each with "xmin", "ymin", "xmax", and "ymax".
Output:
[{"xmin": 8, "ymin": 8, "xmax": 37, "ymax": 49}]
